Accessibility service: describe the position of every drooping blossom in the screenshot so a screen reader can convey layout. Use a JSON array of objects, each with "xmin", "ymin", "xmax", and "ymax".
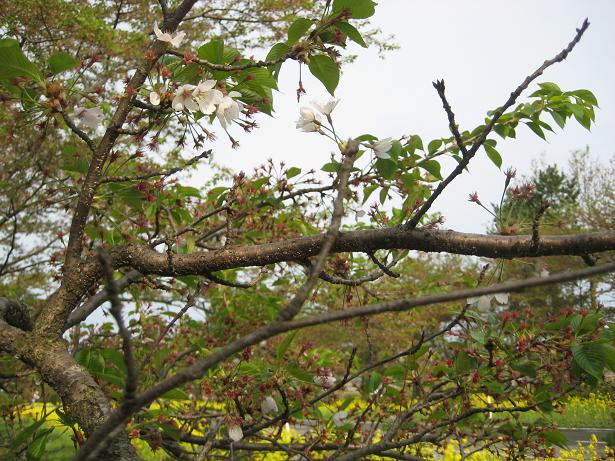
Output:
[
  {"xmin": 332, "ymin": 410, "xmax": 348, "ymax": 427},
  {"xmin": 75, "ymin": 106, "xmax": 104, "ymax": 129},
  {"xmin": 467, "ymin": 293, "xmax": 509, "ymax": 311},
  {"xmin": 261, "ymin": 396, "xmax": 278, "ymax": 415},
  {"xmin": 194, "ymin": 80, "xmax": 223, "ymax": 115},
  {"xmin": 153, "ymin": 22, "xmax": 185, "ymax": 48},
  {"xmin": 216, "ymin": 91, "xmax": 243, "ymax": 128},
  {"xmin": 312, "ymin": 98, "xmax": 339, "ymax": 116},
  {"xmin": 372, "ymin": 138, "xmax": 393, "ymax": 159},
  {"xmin": 172, "ymin": 84, "xmax": 198, "ymax": 112},
  {"xmin": 228, "ymin": 424, "xmax": 243, "ymax": 442},
  {"xmin": 313, "ymin": 374, "xmax": 336, "ymax": 388},
  {"xmin": 296, "ymin": 107, "xmax": 321, "ymax": 132},
  {"xmin": 149, "ymin": 91, "xmax": 161, "ymax": 106}
]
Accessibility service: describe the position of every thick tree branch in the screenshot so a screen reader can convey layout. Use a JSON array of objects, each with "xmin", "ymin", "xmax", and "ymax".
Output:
[
  {"xmin": 37, "ymin": 0, "xmax": 206, "ymax": 338},
  {"xmin": 65, "ymin": 270, "xmax": 143, "ymax": 330},
  {"xmin": 114, "ymin": 228, "xmax": 615, "ymax": 277}
]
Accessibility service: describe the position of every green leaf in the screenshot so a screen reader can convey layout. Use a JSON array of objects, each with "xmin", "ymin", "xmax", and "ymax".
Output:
[
  {"xmin": 454, "ymin": 351, "xmax": 476, "ymax": 375},
  {"xmin": 604, "ymin": 345, "xmax": 615, "ymax": 372},
  {"xmin": 510, "ymin": 361, "xmax": 537, "ymax": 379},
  {"xmin": 538, "ymin": 82, "xmax": 562, "ymax": 95},
  {"xmin": 11, "ymin": 419, "xmax": 46, "ymax": 450},
  {"xmin": 286, "ymin": 167, "xmax": 301, "ymax": 179},
  {"xmin": 240, "ymin": 67, "xmax": 278, "ymax": 90},
  {"xmin": 160, "ymin": 388, "xmax": 190, "ymax": 400},
  {"xmin": 362, "ymin": 184, "xmax": 378, "ymax": 204},
  {"xmin": 427, "ymin": 139, "xmax": 442, "ymax": 155},
  {"xmin": 550, "ymin": 110, "xmax": 566, "ymax": 129},
  {"xmin": 419, "ymin": 160, "xmax": 443, "ymax": 180},
  {"xmin": 308, "ymin": 54, "xmax": 339, "ymax": 95},
  {"xmin": 375, "ymin": 158, "xmax": 397, "ymax": 179},
  {"xmin": 48, "ymin": 51, "xmax": 79, "ymax": 74},
  {"xmin": 287, "ymin": 18, "xmax": 313, "ymax": 44},
  {"xmin": 62, "ymin": 145, "xmax": 89, "ymax": 174},
  {"xmin": 379, "ymin": 186, "xmax": 389, "ymax": 205},
  {"xmin": 338, "ymin": 22, "xmax": 367, "ymax": 47},
  {"xmin": 322, "ymin": 161, "xmax": 341, "ymax": 173},
  {"xmin": 408, "ymin": 135, "xmax": 424, "ymax": 152},
  {"xmin": 526, "ymin": 121, "xmax": 546, "ymax": 140},
  {"xmin": 569, "ymin": 89, "xmax": 598, "ymax": 106},
  {"xmin": 176, "ymin": 184, "xmax": 201, "ymax": 198},
  {"xmin": 543, "ymin": 430, "xmax": 568, "ymax": 449},
  {"xmin": 27, "ymin": 427, "xmax": 53, "ymax": 459},
  {"xmin": 483, "ymin": 140, "xmax": 502, "ymax": 168},
  {"xmin": 266, "ymin": 43, "xmax": 290, "ymax": 62},
  {"xmin": 605, "ymin": 431, "xmax": 615, "ymax": 449},
  {"xmin": 0, "ymin": 38, "xmax": 42, "ymax": 82},
  {"xmin": 55, "ymin": 409, "xmax": 76, "ymax": 428},
  {"xmin": 332, "ymin": 0, "xmax": 376, "ymax": 19},
  {"xmin": 572, "ymin": 343, "xmax": 605, "ymax": 380},
  {"xmin": 91, "ymin": 370, "xmax": 125, "ymax": 386},
  {"xmin": 277, "ymin": 331, "xmax": 298, "ymax": 361},
  {"xmin": 287, "ymin": 363, "xmax": 313, "ymax": 383},
  {"xmin": 198, "ymin": 39, "xmax": 224, "ymax": 64}
]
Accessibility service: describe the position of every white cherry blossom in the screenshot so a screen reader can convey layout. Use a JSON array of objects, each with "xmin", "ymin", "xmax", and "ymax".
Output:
[
  {"xmin": 313, "ymin": 375, "xmax": 336, "ymax": 388},
  {"xmin": 228, "ymin": 424, "xmax": 243, "ymax": 442},
  {"xmin": 216, "ymin": 91, "xmax": 243, "ymax": 128},
  {"xmin": 467, "ymin": 295, "xmax": 492, "ymax": 311},
  {"xmin": 75, "ymin": 106, "xmax": 104, "ymax": 129},
  {"xmin": 194, "ymin": 80, "xmax": 223, "ymax": 115},
  {"xmin": 153, "ymin": 22, "xmax": 185, "ymax": 48},
  {"xmin": 467, "ymin": 293, "xmax": 509, "ymax": 311},
  {"xmin": 261, "ymin": 396, "xmax": 278, "ymax": 415},
  {"xmin": 494, "ymin": 293, "xmax": 509, "ymax": 305},
  {"xmin": 172, "ymin": 84, "xmax": 198, "ymax": 112},
  {"xmin": 332, "ymin": 410, "xmax": 348, "ymax": 427},
  {"xmin": 296, "ymin": 107, "xmax": 321, "ymax": 132},
  {"xmin": 149, "ymin": 91, "xmax": 161, "ymax": 106},
  {"xmin": 372, "ymin": 138, "xmax": 393, "ymax": 159},
  {"xmin": 312, "ymin": 98, "xmax": 339, "ymax": 116}
]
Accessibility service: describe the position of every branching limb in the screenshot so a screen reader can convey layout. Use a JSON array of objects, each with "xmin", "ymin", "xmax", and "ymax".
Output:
[
  {"xmin": 165, "ymin": 48, "xmax": 298, "ymax": 72},
  {"xmin": 64, "ymin": 270, "xmax": 143, "ymax": 330},
  {"xmin": 367, "ymin": 251, "xmax": 400, "ymax": 278},
  {"xmin": 157, "ymin": 0, "xmax": 169, "ymax": 18},
  {"xmin": 277, "ymin": 140, "xmax": 358, "ymax": 321},
  {"xmin": 60, "ymin": 111, "xmax": 96, "ymax": 153},
  {"xmin": 99, "ymin": 150, "xmax": 211, "ymax": 184},
  {"xmin": 99, "ymin": 251, "xmax": 137, "ymax": 402},
  {"xmin": 117, "ymin": 228, "xmax": 615, "ymax": 277},
  {"xmin": 73, "ymin": 260, "xmax": 614, "ymax": 459},
  {"xmin": 531, "ymin": 200, "xmax": 550, "ymax": 253},
  {"xmin": 405, "ymin": 19, "xmax": 589, "ymax": 229},
  {"xmin": 432, "ymin": 79, "xmax": 468, "ymax": 156}
]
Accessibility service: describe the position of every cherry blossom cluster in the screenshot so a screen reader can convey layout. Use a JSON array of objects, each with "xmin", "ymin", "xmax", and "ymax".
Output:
[
  {"xmin": 296, "ymin": 99, "xmax": 394, "ymax": 160},
  {"xmin": 150, "ymin": 80, "xmax": 243, "ymax": 129}
]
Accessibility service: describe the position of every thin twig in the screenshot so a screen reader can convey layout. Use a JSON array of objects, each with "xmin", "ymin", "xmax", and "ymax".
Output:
[
  {"xmin": 276, "ymin": 140, "xmax": 358, "ymax": 321},
  {"xmin": 60, "ymin": 111, "xmax": 96, "ymax": 153},
  {"xmin": 405, "ymin": 19, "xmax": 590, "ymax": 229},
  {"xmin": 531, "ymin": 200, "xmax": 549, "ymax": 253},
  {"xmin": 98, "ymin": 250, "xmax": 137, "ymax": 401}
]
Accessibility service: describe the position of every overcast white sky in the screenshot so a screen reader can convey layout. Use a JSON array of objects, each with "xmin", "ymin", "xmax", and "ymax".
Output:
[{"xmin": 203, "ymin": 0, "xmax": 615, "ymax": 233}]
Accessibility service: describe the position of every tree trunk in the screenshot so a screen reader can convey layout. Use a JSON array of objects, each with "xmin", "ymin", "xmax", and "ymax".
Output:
[{"xmin": 28, "ymin": 340, "xmax": 140, "ymax": 461}]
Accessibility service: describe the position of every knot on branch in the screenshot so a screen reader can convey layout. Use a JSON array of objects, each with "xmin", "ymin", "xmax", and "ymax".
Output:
[{"xmin": 0, "ymin": 297, "xmax": 33, "ymax": 331}]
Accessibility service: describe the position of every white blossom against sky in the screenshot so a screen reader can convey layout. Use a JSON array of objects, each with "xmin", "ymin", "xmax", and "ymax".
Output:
[{"xmin": 203, "ymin": 0, "xmax": 615, "ymax": 233}]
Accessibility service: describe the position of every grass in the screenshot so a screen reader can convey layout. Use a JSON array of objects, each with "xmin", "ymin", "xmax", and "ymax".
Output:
[{"xmin": 521, "ymin": 392, "xmax": 614, "ymax": 429}]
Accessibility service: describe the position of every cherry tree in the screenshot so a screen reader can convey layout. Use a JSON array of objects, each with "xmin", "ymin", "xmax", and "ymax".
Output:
[{"xmin": 1, "ymin": 1, "xmax": 614, "ymax": 460}]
